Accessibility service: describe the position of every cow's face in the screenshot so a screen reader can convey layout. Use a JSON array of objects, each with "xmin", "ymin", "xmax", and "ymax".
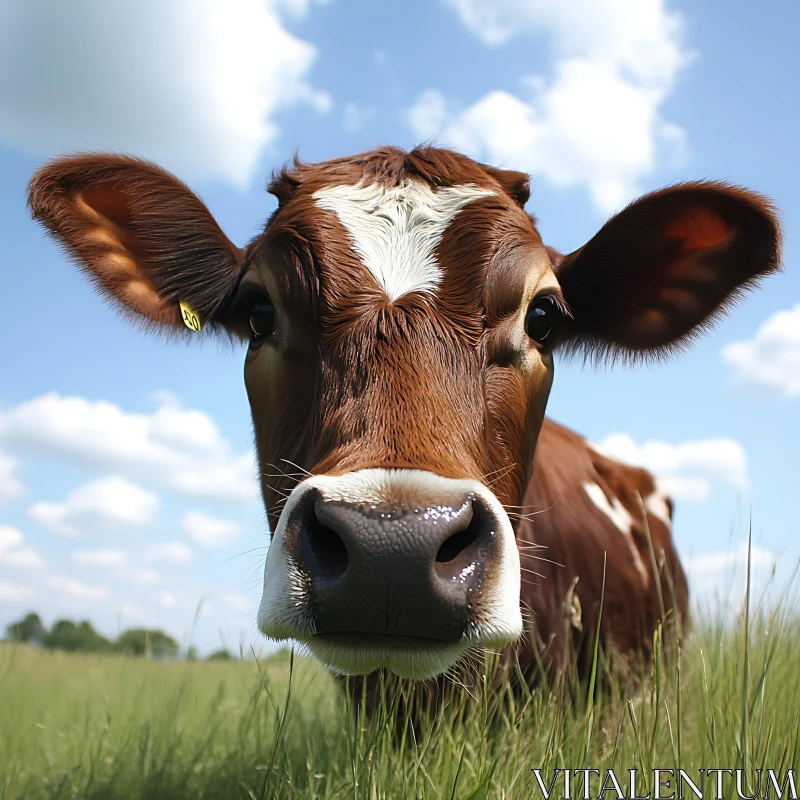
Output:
[
  {"xmin": 29, "ymin": 147, "xmax": 780, "ymax": 678},
  {"xmin": 236, "ymin": 151, "xmax": 562, "ymax": 676}
]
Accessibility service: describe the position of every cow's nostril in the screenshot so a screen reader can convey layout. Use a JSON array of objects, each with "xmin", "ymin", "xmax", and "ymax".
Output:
[
  {"xmin": 436, "ymin": 517, "xmax": 481, "ymax": 563},
  {"xmin": 435, "ymin": 499, "xmax": 488, "ymax": 581},
  {"xmin": 302, "ymin": 506, "xmax": 349, "ymax": 580}
]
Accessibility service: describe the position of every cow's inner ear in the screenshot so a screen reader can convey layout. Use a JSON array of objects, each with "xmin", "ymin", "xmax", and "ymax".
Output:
[
  {"xmin": 28, "ymin": 154, "xmax": 244, "ymax": 335},
  {"xmin": 551, "ymin": 182, "xmax": 781, "ymax": 359}
]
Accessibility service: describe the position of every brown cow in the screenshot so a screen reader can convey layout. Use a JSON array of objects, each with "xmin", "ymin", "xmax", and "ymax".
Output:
[
  {"xmin": 346, "ymin": 417, "xmax": 688, "ymax": 719},
  {"xmin": 519, "ymin": 418, "xmax": 687, "ymax": 677},
  {"xmin": 28, "ymin": 146, "xmax": 780, "ymax": 683}
]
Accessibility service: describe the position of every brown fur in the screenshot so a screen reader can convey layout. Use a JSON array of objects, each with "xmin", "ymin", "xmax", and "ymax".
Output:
[
  {"xmin": 520, "ymin": 419, "xmax": 687, "ymax": 675},
  {"xmin": 28, "ymin": 146, "xmax": 781, "ymax": 685},
  {"xmin": 552, "ymin": 182, "xmax": 782, "ymax": 364},
  {"xmin": 28, "ymin": 154, "xmax": 244, "ymax": 335},
  {"xmin": 344, "ymin": 419, "xmax": 688, "ymax": 717}
]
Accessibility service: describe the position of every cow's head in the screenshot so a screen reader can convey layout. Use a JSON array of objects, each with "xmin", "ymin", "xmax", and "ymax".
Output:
[{"xmin": 29, "ymin": 147, "xmax": 780, "ymax": 678}]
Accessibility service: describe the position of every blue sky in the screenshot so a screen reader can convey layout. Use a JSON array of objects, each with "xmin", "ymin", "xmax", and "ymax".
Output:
[{"xmin": 0, "ymin": 0, "xmax": 798, "ymax": 654}]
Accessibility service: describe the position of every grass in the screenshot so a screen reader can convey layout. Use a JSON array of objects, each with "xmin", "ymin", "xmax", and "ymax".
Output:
[{"xmin": 1, "ymin": 605, "xmax": 799, "ymax": 799}]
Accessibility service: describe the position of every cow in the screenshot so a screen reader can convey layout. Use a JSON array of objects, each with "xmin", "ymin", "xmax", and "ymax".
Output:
[
  {"xmin": 28, "ymin": 146, "xmax": 780, "ymax": 686},
  {"xmin": 511, "ymin": 417, "xmax": 688, "ymax": 678},
  {"xmin": 345, "ymin": 417, "xmax": 688, "ymax": 721}
]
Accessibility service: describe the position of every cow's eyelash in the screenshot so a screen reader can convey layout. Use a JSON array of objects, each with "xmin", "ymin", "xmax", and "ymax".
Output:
[{"xmin": 535, "ymin": 293, "xmax": 573, "ymax": 320}]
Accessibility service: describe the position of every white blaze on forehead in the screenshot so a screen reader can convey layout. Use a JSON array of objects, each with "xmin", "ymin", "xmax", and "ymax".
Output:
[
  {"xmin": 583, "ymin": 481, "xmax": 649, "ymax": 586},
  {"xmin": 312, "ymin": 180, "xmax": 496, "ymax": 301}
]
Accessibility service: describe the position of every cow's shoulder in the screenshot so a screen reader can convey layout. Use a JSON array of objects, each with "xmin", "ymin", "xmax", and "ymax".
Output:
[{"xmin": 533, "ymin": 418, "xmax": 673, "ymax": 535}]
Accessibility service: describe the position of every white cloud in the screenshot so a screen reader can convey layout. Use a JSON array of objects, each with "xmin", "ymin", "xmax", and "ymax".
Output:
[
  {"xmin": 407, "ymin": 89, "xmax": 449, "ymax": 142},
  {"xmin": 0, "ymin": 525, "xmax": 44, "ymax": 569},
  {"xmin": 130, "ymin": 569, "xmax": 160, "ymax": 585},
  {"xmin": 0, "ymin": 450, "xmax": 24, "ymax": 505},
  {"xmin": 0, "ymin": 547, "xmax": 44, "ymax": 569},
  {"xmin": 0, "ymin": 0, "xmax": 329, "ymax": 186},
  {"xmin": 414, "ymin": 0, "xmax": 690, "ymax": 211},
  {"xmin": 722, "ymin": 304, "xmax": 800, "ymax": 398},
  {"xmin": 29, "ymin": 475, "xmax": 159, "ymax": 538},
  {"xmin": 0, "ymin": 580, "xmax": 34, "ymax": 602},
  {"xmin": 445, "ymin": 0, "xmax": 686, "ymax": 73},
  {"xmin": 685, "ymin": 543, "xmax": 776, "ymax": 577},
  {"xmin": 271, "ymin": 0, "xmax": 333, "ymax": 18},
  {"xmin": 159, "ymin": 592, "xmax": 177, "ymax": 608},
  {"xmin": 146, "ymin": 541, "xmax": 192, "ymax": 565},
  {"xmin": 222, "ymin": 592, "xmax": 252, "ymax": 613},
  {"xmin": 592, "ymin": 434, "xmax": 748, "ymax": 503},
  {"xmin": 182, "ymin": 511, "xmax": 242, "ymax": 548},
  {"xmin": 0, "ymin": 393, "xmax": 258, "ymax": 503},
  {"xmin": 146, "ymin": 391, "xmax": 230, "ymax": 455},
  {"xmin": 0, "ymin": 524, "xmax": 23, "ymax": 552},
  {"xmin": 47, "ymin": 575, "xmax": 108, "ymax": 599},
  {"xmin": 71, "ymin": 548, "xmax": 127, "ymax": 567},
  {"xmin": 684, "ymin": 543, "xmax": 782, "ymax": 616}
]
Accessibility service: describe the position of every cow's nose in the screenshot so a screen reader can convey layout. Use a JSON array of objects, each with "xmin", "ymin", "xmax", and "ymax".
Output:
[{"xmin": 290, "ymin": 490, "xmax": 502, "ymax": 641}]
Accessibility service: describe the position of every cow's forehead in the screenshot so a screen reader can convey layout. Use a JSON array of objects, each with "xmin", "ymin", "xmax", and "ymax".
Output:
[
  {"xmin": 254, "ymin": 148, "xmax": 551, "ymax": 327},
  {"xmin": 312, "ymin": 179, "xmax": 497, "ymax": 302}
]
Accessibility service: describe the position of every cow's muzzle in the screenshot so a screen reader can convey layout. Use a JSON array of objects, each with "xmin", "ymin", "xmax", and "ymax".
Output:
[{"xmin": 257, "ymin": 469, "xmax": 522, "ymax": 678}]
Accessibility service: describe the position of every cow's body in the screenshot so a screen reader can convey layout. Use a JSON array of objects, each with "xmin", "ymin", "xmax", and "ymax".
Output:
[
  {"xmin": 29, "ymin": 146, "xmax": 778, "ymax": 687},
  {"xmin": 521, "ymin": 418, "xmax": 687, "ymax": 675}
]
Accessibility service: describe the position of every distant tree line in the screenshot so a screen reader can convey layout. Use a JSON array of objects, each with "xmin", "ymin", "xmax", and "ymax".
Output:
[{"xmin": 3, "ymin": 612, "xmax": 235, "ymax": 661}]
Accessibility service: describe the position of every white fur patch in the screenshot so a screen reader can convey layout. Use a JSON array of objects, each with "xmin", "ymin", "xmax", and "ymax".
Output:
[
  {"xmin": 583, "ymin": 481, "xmax": 649, "ymax": 586},
  {"xmin": 583, "ymin": 481, "xmax": 632, "ymax": 534},
  {"xmin": 312, "ymin": 180, "xmax": 495, "ymax": 302},
  {"xmin": 257, "ymin": 468, "xmax": 521, "ymax": 679},
  {"xmin": 644, "ymin": 482, "xmax": 672, "ymax": 528}
]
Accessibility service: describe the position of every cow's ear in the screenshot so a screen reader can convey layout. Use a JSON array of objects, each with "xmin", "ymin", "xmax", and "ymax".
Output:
[
  {"xmin": 482, "ymin": 164, "xmax": 531, "ymax": 207},
  {"xmin": 28, "ymin": 154, "xmax": 245, "ymax": 337},
  {"xmin": 552, "ymin": 182, "xmax": 782, "ymax": 360}
]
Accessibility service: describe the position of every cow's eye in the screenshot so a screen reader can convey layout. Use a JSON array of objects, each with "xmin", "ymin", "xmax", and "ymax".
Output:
[
  {"xmin": 525, "ymin": 297, "xmax": 560, "ymax": 344},
  {"xmin": 249, "ymin": 300, "xmax": 276, "ymax": 340}
]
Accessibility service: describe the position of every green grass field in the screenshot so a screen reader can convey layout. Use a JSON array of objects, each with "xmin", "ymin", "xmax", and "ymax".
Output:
[{"xmin": 1, "ymin": 604, "xmax": 798, "ymax": 800}]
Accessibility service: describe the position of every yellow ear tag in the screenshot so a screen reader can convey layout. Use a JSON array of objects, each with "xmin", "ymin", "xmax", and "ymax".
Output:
[{"xmin": 179, "ymin": 300, "xmax": 203, "ymax": 333}]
